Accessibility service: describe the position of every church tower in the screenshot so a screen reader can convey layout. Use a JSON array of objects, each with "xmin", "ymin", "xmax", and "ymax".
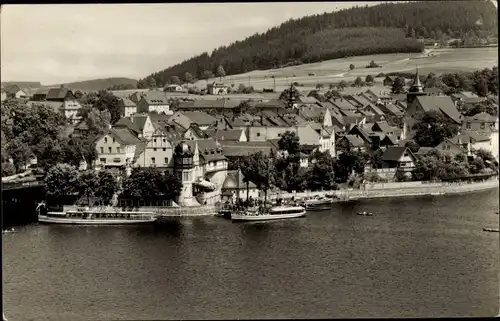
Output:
[
  {"xmin": 406, "ymin": 68, "xmax": 427, "ymax": 105},
  {"xmin": 173, "ymin": 141, "xmax": 197, "ymax": 206}
]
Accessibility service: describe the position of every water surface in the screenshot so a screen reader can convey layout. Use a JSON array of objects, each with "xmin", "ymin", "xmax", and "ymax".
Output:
[{"xmin": 3, "ymin": 189, "xmax": 499, "ymax": 320}]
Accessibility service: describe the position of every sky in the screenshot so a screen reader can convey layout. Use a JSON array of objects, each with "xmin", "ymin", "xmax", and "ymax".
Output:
[{"xmin": 1, "ymin": 2, "xmax": 381, "ymax": 85}]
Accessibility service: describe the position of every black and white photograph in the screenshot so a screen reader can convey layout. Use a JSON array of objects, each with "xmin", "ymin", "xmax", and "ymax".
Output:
[{"xmin": 1, "ymin": 1, "xmax": 499, "ymax": 320}]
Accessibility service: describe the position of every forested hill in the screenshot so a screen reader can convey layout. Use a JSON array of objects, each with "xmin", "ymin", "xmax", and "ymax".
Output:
[{"xmin": 138, "ymin": 0, "xmax": 498, "ymax": 88}]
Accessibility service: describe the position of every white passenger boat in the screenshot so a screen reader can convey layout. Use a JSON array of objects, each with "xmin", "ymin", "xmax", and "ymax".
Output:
[
  {"xmin": 231, "ymin": 205, "xmax": 306, "ymax": 221},
  {"xmin": 38, "ymin": 210, "xmax": 157, "ymax": 225}
]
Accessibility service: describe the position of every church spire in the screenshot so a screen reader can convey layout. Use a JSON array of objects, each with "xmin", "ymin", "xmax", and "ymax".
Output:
[{"xmin": 410, "ymin": 67, "xmax": 424, "ymax": 93}]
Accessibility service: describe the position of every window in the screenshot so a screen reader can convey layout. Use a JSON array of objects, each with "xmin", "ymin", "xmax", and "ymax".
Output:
[
  {"xmin": 164, "ymin": 157, "xmax": 168, "ymax": 164},
  {"xmin": 113, "ymin": 137, "xmax": 115, "ymax": 143},
  {"xmin": 447, "ymin": 145, "xmax": 450, "ymax": 150},
  {"xmin": 153, "ymin": 148, "xmax": 157, "ymax": 151},
  {"xmin": 183, "ymin": 172, "xmax": 190, "ymax": 181},
  {"xmin": 151, "ymin": 157, "xmax": 156, "ymax": 164},
  {"xmin": 100, "ymin": 158, "xmax": 106, "ymax": 164},
  {"xmin": 163, "ymin": 139, "xmax": 166, "ymax": 142},
  {"xmin": 278, "ymin": 133, "xmax": 281, "ymax": 137},
  {"xmin": 104, "ymin": 137, "xmax": 107, "ymax": 143},
  {"xmin": 117, "ymin": 147, "xmax": 121, "ymax": 153},
  {"xmin": 163, "ymin": 148, "xmax": 166, "ymax": 151},
  {"xmin": 100, "ymin": 147, "xmax": 104, "ymax": 153},
  {"xmin": 257, "ymin": 132, "xmax": 261, "ymax": 137},
  {"xmin": 154, "ymin": 139, "xmax": 157, "ymax": 143},
  {"xmin": 466, "ymin": 122, "xmax": 471, "ymax": 129},
  {"xmin": 480, "ymin": 123, "xmax": 485, "ymax": 129},
  {"xmin": 108, "ymin": 147, "xmax": 112, "ymax": 153}
]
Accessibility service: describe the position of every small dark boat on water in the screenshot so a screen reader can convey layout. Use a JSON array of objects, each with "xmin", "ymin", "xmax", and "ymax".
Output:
[
  {"xmin": 483, "ymin": 227, "xmax": 499, "ymax": 233},
  {"xmin": 357, "ymin": 211, "xmax": 373, "ymax": 216}
]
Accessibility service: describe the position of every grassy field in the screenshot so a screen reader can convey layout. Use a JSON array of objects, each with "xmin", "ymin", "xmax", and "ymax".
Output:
[{"xmin": 195, "ymin": 47, "xmax": 498, "ymax": 93}]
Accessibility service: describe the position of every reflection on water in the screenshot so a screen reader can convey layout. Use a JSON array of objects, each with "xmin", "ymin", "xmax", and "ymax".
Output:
[{"xmin": 3, "ymin": 189, "xmax": 499, "ymax": 320}]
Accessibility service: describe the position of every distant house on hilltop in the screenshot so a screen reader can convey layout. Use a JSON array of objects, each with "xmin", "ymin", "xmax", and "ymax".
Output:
[
  {"xmin": 164, "ymin": 84, "xmax": 186, "ymax": 93},
  {"xmin": 207, "ymin": 82, "xmax": 228, "ymax": 95}
]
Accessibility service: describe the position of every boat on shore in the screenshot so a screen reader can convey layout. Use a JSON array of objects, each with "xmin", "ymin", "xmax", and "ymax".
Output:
[
  {"xmin": 38, "ymin": 209, "xmax": 157, "ymax": 225},
  {"xmin": 231, "ymin": 205, "xmax": 306, "ymax": 222}
]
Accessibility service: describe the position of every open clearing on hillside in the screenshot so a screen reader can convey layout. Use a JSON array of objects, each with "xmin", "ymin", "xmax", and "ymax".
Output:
[{"xmin": 195, "ymin": 47, "xmax": 498, "ymax": 93}]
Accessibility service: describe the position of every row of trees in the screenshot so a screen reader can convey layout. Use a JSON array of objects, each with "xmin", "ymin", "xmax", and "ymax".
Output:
[
  {"xmin": 388, "ymin": 67, "xmax": 499, "ymax": 99},
  {"xmin": 1, "ymin": 91, "xmax": 119, "ymax": 176},
  {"xmin": 44, "ymin": 165, "xmax": 182, "ymax": 206},
  {"xmin": 138, "ymin": 1, "xmax": 496, "ymax": 87}
]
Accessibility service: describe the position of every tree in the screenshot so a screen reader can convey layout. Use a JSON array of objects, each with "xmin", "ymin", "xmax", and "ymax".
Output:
[
  {"xmin": 240, "ymin": 152, "xmax": 274, "ymax": 200},
  {"xmin": 349, "ymin": 64, "xmax": 355, "ymax": 70},
  {"xmin": 316, "ymin": 83, "xmax": 324, "ymax": 89},
  {"xmin": 365, "ymin": 75, "xmax": 374, "ymax": 83},
  {"xmin": 86, "ymin": 108, "xmax": 111, "ymax": 137},
  {"xmin": 2, "ymin": 162, "xmax": 16, "ymax": 177},
  {"xmin": 216, "ymin": 64, "xmax": 226, "ymax": 82},
  {"xmin": 277, "ymin": 131, "xmax": 300, "ymax": 155},
  {"xmin": 80, "ymin": 91, "xmax": 98, "ymax": 106},
  {"xmin": 473, "ymin": 77, "xmax": 489, "ymax": 97},
  {"xmin": 74, "ymin": 90, "xmax": 83, "ymax": 100},
  {"xmin": 391, "ymin": 76, "xmax": 406, "ymax": 94},
  {"xmin": 337, "ymin": 80, "xmax": 348, "ymax": 91},
  {"xmin": 335, "ymin": 150, "xmax": 366, "ymax": 183},
  {"xmin": 463, "ymin": 101, "xmax": 497, "ymax": 116},
  {"xmin": 78, "ymin": 170, "xmax": 99, "ymax": 204},
  {"xmin": 368, "ymin": 148, "xmax": 384, "ymax": 169},
  {"xmin": 202, "ymin": 70, "xmax": 214, "ymax": 81},
  {"xmin": 404, "ymin": 140, "xmax": 420, "ymax": 153},
  {"xmin": 367, "ymin": 60, "xmax": 379, "ymax": 68},
  {"xmin": 146, "ymin": 77, "xmax": 156, "ymax": 89},
  {"xmin": 412, "ymin": 111, "xmax": 460, "ymax": 147},
  {"xmin": 279, "ymin": 86, "xmax": 301, "ymax": 103},
  {"xmin": 184, "ymin": 72, "xmax": 193, "ymax": 84},
  {"xmin": 93, "ymin": 91, "xmax": 121, "ymax": 124},
  {"xmin": 354, "ymin": 76, "xmax": 363, "ymax": 87},
  {"xmin": 95, "ymin": 170, "xmax": 118, "ymax": 205},
  {"xmin": 169, "ymin": 76, "xmax": 181, "ymax": 85},
  {"xmin": 44, "ymin": 164, "xmax": 80, "ymax": 202},
  {"xmin": 121, "ymin": 168, "xmax": 181, "ymax": 202},
  {"xmin": 307, "ymin": 151, "xmax": 336, "ymax": 191}
]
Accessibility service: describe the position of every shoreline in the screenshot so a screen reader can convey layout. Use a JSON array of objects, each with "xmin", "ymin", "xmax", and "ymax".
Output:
[{"xmin": 156, "ymin": 179, "xmax": 499, "ymax": 217}]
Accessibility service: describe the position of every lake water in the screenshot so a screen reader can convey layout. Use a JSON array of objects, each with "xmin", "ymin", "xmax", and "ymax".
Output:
[{"xmin": 3, "ymin": 189, "xmax": 499, "ymax": 320}]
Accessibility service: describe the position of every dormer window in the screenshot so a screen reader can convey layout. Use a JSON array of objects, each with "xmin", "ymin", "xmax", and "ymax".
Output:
[{"xmin": 104, "ymin": 137, "xmax": 108, "ymax": 143}]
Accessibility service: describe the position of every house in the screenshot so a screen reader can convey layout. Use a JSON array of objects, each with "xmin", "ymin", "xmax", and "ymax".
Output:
[
  {"xmin": 424, "ymin": 87, "xmax": 444, "ymax": 96},
  {"xmin": 219, "ymin": 141, "xmax": 274, "ymax": 160},
  {"xmin": 295, "ymin": 95, "xmax": 320, "ymax": 107},
  {"xmin": 32, "ymin": 88, "xmax": 50, "ymax": 101},
  {"xmin": 136, "ymin": 93, "xmax": 171, "ymax": 115},
  {"xmin": 179, "ymin": 111, "xmax": 218, "ymax": 130},
  {"xmin": 46, "ymin": 87, "xmax": 76, "ymax": 102},
  {"xmin": 329, "ymin": 97, "xmax": 357, "ymax": 111},
  {"xmin": 451, "ymin": 131, "xmax": 493, "ymax": 157},
  {"xmin": 383, "ymin": 76, "xmax": 398, "ymax": 87},
  {"xmin": 205, "ymin": 129, "xmax": 248, "ymax": 142},
  {"xmin": 451, "ymin": 91, "xmax": 486, "ymax": 105},
  {"xmin": 94, "ymin": 127, "xmax": 143, "ymax": 171},
  {"xmin": 118, "ymin": 97, "xmax": 137, "ymax": 117},
  {"xmin": 164, "ymin": 84, "xmax": 186, "ymax": 92},
  {"xmin": 4, "ymin": 85, "xmax": 27, "ymax": 99},
  {"xmin": 336, "ymin": 134, "xmax": 366, "ymax": 152},
  {"xmin": 207, "ymin": 82, "xmax": 228, "ymax": 95},
  {"xmin": 360, "ymin": 90, "xmax": 380, "ymax": 104},
  {"xmin": 381, "ymin": 146, "xmax": 417, "ymax": 174},
  {"xmin": 183, "ymin": 123, "xmax": 210, "ymax": 140},
  {"xmin": 114, "ymin": 114, "xmax": 155, "ymax": 140},
  {"xmin": 402, "ymin": 95, "xmax": 462, "ymax": 140},
  {"xmin": 177, "ymin": 99, "xmax": 240, "ymax": 115},
  {"xmin": 435, "ymin": 138, "xmax": 467, "ymax": 157},
  {"xmin": 462, "ymin": 112, "xmax": 498, "ymax": 132},
  {"xmin": 172, "ymin": 139, "xmax": 228, "ymax": 206},
  {"xmin": 254, "ymin": 99, "xmax": 287, "ymax": 114},
  {"xmin": 378, "ymin": 103, "xmax": 404, "ymax": 118},
  {"xmin": 62, "ymin": 100, "xmax": 83, "ymax": 123},
  {"xmin": 133, "ymin": 123, "xmax": 184, "ymax": 169},
  {"xmin": 221, "ymin": 169, "xmax": 259, "ymax": 202}
]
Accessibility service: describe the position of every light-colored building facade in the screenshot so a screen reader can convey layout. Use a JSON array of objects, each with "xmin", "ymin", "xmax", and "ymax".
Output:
[{"xmin": 95, "ymin": 128, "xmax": 142, "ymax": 170}]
